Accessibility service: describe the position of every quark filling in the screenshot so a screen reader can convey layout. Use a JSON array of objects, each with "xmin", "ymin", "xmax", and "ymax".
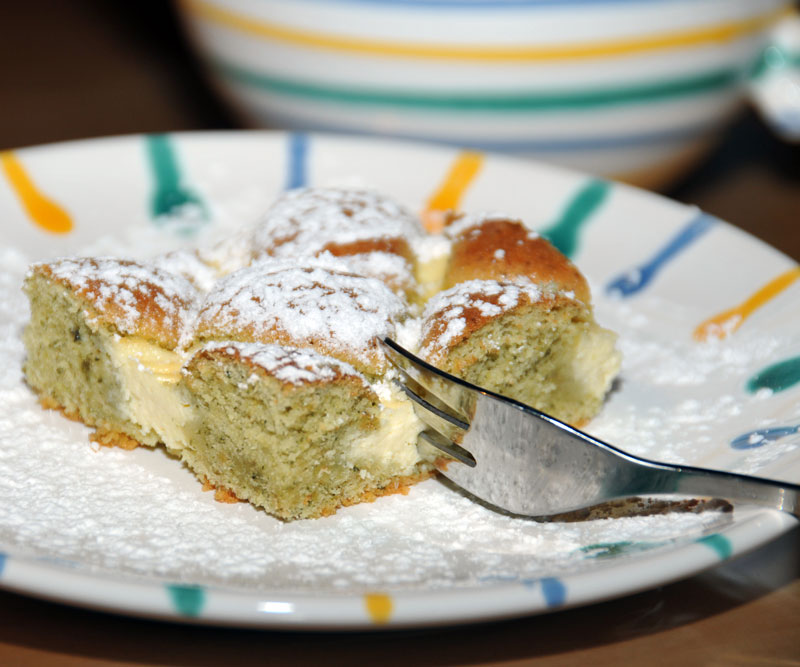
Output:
[
  {"xmin": 106, "ymin": 338, "xmax": 428, "ymax": 477},
  {"xmin": 107, "ymin": 336, "xmax": 191, "ymax": 452},
  {"xmin": 345, "ymin": 380, "xmax": 426, "ymax": 479}
]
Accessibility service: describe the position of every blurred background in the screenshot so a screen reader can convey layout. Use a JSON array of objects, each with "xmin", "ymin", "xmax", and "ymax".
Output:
[{"xmin": 1, "ymin": 0, "xmax": 798, "ymax": 263}]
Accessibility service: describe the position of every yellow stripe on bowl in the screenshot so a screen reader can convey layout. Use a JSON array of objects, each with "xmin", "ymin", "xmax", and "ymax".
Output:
[{"xmin": 180, "ymin": 0, "xmax": 790, "ymax": 62}]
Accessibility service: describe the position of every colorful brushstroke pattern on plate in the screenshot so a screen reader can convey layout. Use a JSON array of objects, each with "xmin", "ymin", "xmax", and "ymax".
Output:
[{"xmin": 0, "ymin": 131, "xmax": 798, "ymax": 630}]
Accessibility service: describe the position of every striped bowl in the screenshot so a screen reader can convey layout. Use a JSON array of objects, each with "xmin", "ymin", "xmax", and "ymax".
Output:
[{"xmin": 175, "ymin": 0, "xmax": 800, "ymax": 189}]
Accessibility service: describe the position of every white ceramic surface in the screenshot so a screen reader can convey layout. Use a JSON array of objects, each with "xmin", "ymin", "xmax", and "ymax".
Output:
[{"xmin": 0, "ymin": 131, "xmax": 798, "ymax": 629}]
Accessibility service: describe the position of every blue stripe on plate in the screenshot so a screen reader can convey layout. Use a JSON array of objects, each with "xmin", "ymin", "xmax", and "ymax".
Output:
[
  {"xmin": 605, "ymin": 212, "xmax": 716, "ymax": 297},
  {"xmin": 731, "ymin": 425, "xmax": 800, "ymax": 449},
  {"xmin": 540, "ymin": 577, "xmax": 567, "ymax": 607},
  {"xmin": 286, "ymin": 132, "xmax": 310, "ymax": 189},
  {"xmin": 296, "ymin": 0, "xmax": 687, "ymax": 8}
]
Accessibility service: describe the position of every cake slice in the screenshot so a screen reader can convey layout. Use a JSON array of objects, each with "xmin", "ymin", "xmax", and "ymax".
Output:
[
  {"xmin": 22, "ymin": 257, "xmax": 198, "ymax": 449},
  {"xmin": 192, "ymin": 260, "xmax": 410, "ymax": 377},
  {"xmin": 181, "ymin": 260, "xmax": 436, "ymax": 519},
  {"xmin": 182, "ymin": 342, "xmax": 430, "ymax": 520},
  {"xmin": 23, "ymin": 256, "xmax": 435, "ymax": 520},
  {"xmin": 418, "ymin": 214, "xmax": 620, "ymax": 426}
]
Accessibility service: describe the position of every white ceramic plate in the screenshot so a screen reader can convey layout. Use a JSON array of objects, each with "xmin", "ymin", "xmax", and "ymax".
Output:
[{"xmin": 0, "ymin": 131, "xmax": 798, "ymax": 630}]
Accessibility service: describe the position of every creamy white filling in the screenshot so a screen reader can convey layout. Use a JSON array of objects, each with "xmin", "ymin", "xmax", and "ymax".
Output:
[
  {"xmin": 416, "ymin": 252, "xmax": 450, "ymax": 301},
  {"xmin": 570, "ymin": 327, "xmax": 622, "ymax": 397},
  {"xmin": 107, "ymin": 338, "xmax": 426, "ymax": 477},
  {"xmin": 107, "ymin": 336, "xmax": 192, "ymax": 452},
  {"xmin": 344, "ymin": 380, "xmax": 426, "ymax": 479}
]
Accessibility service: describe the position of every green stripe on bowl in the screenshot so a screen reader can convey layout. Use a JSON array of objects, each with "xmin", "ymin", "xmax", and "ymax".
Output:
[
  {"xmin": 212, "ymin": 59, "xmax": 743, "ymax": 112},
  {"xmin": 750, "ymin": 44, "xmax": 800, "ymax": 80}
]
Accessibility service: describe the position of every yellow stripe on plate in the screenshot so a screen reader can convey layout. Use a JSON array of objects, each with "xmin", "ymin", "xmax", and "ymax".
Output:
[
  {"xmin": 1, "ymin": 151, "xmax": 73, "ymax": 234},
  {"xmin": 694, "ymin": 266, "xmax": 800, "ymax": 340},
  {"xmin": 182, "ymin": 0, "xmax": 789, "ymax": 62},
  {"xmin": 364, "ymin": 592, "xmax": 393, "ymax": 624},
  {"xmin": 422, "ymin": 151, "xmax": 484, "ymax": 232}
]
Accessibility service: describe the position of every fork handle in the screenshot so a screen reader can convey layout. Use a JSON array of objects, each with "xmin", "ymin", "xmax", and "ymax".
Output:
[{"xmin": 624, "ymin": 460, "xmax": 800, "ymax": 518}]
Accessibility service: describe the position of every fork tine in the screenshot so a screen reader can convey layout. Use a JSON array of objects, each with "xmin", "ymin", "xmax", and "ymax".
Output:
[
  {"xmin": 381, "ymin": 338, "xmax": 477, "ymax": 423},
  {"xmin": 392, "ymin": 371, "xmax": 475, "ymax": 463},
  {"xmin": 381, "ymin": 338, "xmax": 478, "ymax": 467},
  {"xmin": 393, "ymin": 368, "xmax": 469, "ymax": 432},
  {"xmin": 419, "ymin": 429, "xmax": 477, "ymax": 468}
]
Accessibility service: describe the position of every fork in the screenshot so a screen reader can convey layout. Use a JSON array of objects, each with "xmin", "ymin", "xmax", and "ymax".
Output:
[{"xmin": 380, "ymin": 338, "xmax": 800, "ymax": 518}]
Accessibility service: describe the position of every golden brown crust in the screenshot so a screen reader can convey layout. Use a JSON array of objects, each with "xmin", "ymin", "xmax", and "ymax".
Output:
[
  {"xmin": 201, "ymin": 478, "xmax": 243, "ymax": 504},
  {"xmin": 194, "ymin": 264, "xmax": 406, "ymax": 378},
  {"xmin": 319, "ymin": 467, "xmax": 438, "ymax": 516},
  {"xmin": 90, "ymin": 429, "xmax": 141, "ymax": 451},
  {"xmin": 188, "ymin": 342, "xmax": 373, "ymax": 394},
  {"xmin": 321, "ymin": 237, "xmax": 415, "ymax": 265},
  {"xmin": 443, "ymin": 218, "xmax": 591, "ymax": 304},
  {"xmin": 30, "ymin": 258, "xmax": 196, "ymax": 350},
  {"xmin": 38, "ymin": 395, "xmax": 82, "ymax": 422},
  {"xmin": 419, "ymin": 282, "xmax": 581, "ymax": 367},
  {"xmin": 37, "ymin": 396, "xmax": 142, "ymax": 450}
]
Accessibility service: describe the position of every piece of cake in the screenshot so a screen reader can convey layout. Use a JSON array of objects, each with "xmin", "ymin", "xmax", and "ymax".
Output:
[
  {"xmin": 22, "ymin": 257, "xmax": 198, "ymax": 450},
  {"xmin": 251, "ymin": 187, "xmax": 424, "ymax": 301},
  {"xmin": 418, "ymin": 213, "xmax": 621, "ymax": 426},
  {"xmin": 183, "ymin": 261, "xmax": 435, "ymax": 519},
  {"xmin": 182, "ymin": 342, "xmax": 431, "ymax": 520}
]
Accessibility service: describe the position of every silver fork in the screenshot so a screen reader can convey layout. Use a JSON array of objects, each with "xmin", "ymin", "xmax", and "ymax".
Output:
[{"xmin": 381, "ymin": 338, "xmax": 800, "ymax": 518}]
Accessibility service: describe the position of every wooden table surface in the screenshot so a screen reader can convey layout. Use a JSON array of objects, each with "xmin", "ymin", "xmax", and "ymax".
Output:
[{"xmin": 1, "ymin": 2, "xmax": 798, "ymax": 665}]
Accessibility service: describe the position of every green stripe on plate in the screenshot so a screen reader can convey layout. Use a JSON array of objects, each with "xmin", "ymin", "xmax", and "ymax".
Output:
[{"xmin": 213, "ymin": 59, "xmax": 743, "ymax": 112}]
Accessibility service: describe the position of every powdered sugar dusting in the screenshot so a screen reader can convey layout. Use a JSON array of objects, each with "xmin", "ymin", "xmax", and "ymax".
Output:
[
  {"xmin": 419, "ymin": 278, "xmax": 542, "ymax": 361},
  {"xmin": 0, "ymin": 244, "xmax": 733, "ymax": 591},
  {"xmin": 152, "ymin": 249, "xmax": 218, "ymax": 293},
  {"xmin": 199, "ymin": 341, "xmax": 366, "ymax": 387},
  {"xmin": 0, "ymin": 244, "xmax": 735, "ymax": 594},
  {"xmin": 32, "ymin": 256, "xmax": 198, "ymax": 347},
  {"xmin": 252, "ymin": 187, "xmax": 423, "ymax": 259},
  {"xmin": 195, "ymin": 261, "xmax": 407, "ymax": 371},
  {"xmin": 589, "ymin": 295, "xmax": 800, "ymax": 474},
  {"xmin": 443, "ymin": 211, "xmax": 540, "ymax": 240},
  {"xmin": 317, "ymin": 250, "xmax": 416, "ymax": 295}
]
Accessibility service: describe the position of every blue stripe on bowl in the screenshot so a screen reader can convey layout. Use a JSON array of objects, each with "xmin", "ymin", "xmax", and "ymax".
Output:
[{"xmin": 224, "ymin": 103, "xmax": 720, "ymax": 154}]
